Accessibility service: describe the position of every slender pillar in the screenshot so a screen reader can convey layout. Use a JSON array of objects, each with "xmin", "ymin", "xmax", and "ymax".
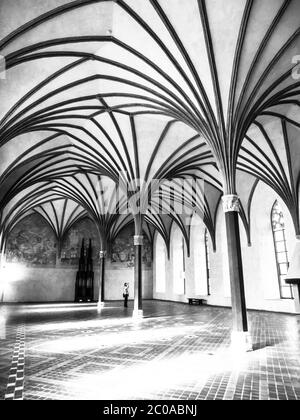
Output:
[
  {"xmin": 133, "ymin": 235, "xmax": 143, "ymax": 318},
  {"xmin": 97, "ymin": 250, "xmax": 107, "ymax": 311},
  {"xmin": 222, "ymin": 194, "xmax": 252, "ymax": 351}
]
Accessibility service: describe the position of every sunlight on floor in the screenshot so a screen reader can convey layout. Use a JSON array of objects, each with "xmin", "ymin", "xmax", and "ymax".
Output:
[
  {"xmin": 60, "ymin": 348, "xmax": 264, "ymax": 399},
  {"xmin": 33, "ymin": 322, "xmax": 208, "ymax": 352},
  {"xmin": 1, "ymin": 301, "xmax": 299, "ymax": 400}
]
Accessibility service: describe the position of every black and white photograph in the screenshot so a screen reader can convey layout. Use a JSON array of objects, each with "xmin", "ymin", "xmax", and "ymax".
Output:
[{"xmin": 0, "ymin": 0, "xmax": 299, "ymax": 405}]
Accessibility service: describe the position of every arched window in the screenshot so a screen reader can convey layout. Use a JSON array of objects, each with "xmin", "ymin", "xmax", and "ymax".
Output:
[
  {"xmin": 204, "ymin": 229, "xmax": 211, "ymax": 295},
  {"xmin": 193, "ymin": 224, "xmax": 209, "ymax": 296},
  {"xmin": 172, "ymin": 225, "xmax": 185, "ymax": 295},
  {"xmin": 271, "ymin": 201, "xmax": 293, "ymax": 299},
  {"xmin": 155, "ymin": 234, "xmax": 166, "ymax": 293}
]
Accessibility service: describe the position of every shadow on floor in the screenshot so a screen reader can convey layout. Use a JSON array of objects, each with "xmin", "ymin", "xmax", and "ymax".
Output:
[{"xmin": 252, "ymin": 338, "xmax": 283, "ymax": 351}]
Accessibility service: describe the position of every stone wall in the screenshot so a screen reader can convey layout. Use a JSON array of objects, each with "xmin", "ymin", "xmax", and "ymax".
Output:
[{"xmin": 1, "ymin": 215, "xmax": 153, "ymax": 303}]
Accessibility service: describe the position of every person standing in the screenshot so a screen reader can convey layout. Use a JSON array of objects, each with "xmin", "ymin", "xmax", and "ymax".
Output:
[{"xmin": 123, "ymin": 282, "xmax": 129, "ymax": 307}]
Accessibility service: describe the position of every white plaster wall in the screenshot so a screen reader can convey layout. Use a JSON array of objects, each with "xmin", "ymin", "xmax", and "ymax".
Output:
[
  {"xmin": 103, "ymin": 268, "xmax": 153, "ymax": 301},
  {"xmin": 0, "ymin": 265, "xmax": 153, "ymax": 303},
  {"xmin": 0, "ymin": 267, "xmax": 85, "ymax": 303},
  {"xmin": 153, "ymin": 210, "xmax": 232, "ymax": 307},
  {"xmin": 153, "ymin": 222, "xmax": 196, "ymax": 304},
  {"xmin": 153, "ymin": 220, "xmax": 212, "ymax": 304},
  {"xmin": 153, "ymin": 182, "xmax": 298, "ymax": 314}
]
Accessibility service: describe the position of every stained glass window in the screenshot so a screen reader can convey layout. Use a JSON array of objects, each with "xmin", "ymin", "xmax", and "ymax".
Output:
[
  {"xmin": 271, "ymin": 201, "xmax": 293, "ymax": 299},
  {"xmin": 204, "ymin": 229, "xmax": 211, "ymax": 295}
]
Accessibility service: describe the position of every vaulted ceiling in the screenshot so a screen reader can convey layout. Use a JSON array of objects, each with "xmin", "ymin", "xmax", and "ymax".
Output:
[{"xmin": 0, "ymin": 0, "xmax": 299, "ymax": 249}]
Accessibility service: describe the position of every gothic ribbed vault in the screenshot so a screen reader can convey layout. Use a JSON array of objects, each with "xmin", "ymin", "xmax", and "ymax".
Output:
[{"xmin": 0, "ymin": 0, "xmax": 299, "ymax": 256}]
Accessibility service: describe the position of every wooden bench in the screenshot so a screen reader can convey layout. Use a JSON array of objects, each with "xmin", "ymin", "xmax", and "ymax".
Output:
[{"xmin": 188, "ymin": 298, "xmax": 207, "ymax": 305}]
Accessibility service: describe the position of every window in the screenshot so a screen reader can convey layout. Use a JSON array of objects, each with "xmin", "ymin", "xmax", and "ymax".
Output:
[
  {"xmin": 205, "ymin": 229, "xmax": 211, "ymax": 295},
  {"xmin": 172, "ymin": 225, "xmax": 185, "ymax": 294},
  {"xmin": 155, "ymin": 234, "xmax": 166, "ymax": 293},
  {"xmin": 193, "ymin": 224, "xmax": 209, "ymax": 296},
  {"xmin": 271, "ymin": 201, "xmax": 293, "ymax": 299}
]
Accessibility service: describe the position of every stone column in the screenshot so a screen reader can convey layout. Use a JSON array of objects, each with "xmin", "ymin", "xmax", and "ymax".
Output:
[
  {"xmin": 133, "ymin": 235, "xmax": 143, "ymax": 318},
  {"xmin": 222, "ymin": 194, "xmax": 252, "ymax": 352},
  {"xmin": 97, "ymin": 250, "xmax": 107, "ymax": 311}
]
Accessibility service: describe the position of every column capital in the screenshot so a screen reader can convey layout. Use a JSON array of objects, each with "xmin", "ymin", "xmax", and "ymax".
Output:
[
  {"xmin": 99, "ymin": 250, "xmax": 107, "ymax": 259},
  {"xmin": 222, "ymin": 194, "xmax": 240, "ymax": 213},
  {"xmin": 133, "ymin": 235, "xmax": 144, "ymax": 246}
]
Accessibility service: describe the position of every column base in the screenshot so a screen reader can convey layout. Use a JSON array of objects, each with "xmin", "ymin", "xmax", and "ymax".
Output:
[
  {"xmin": 132, "ymin": 309, "xmax": 143, "ymax": 319},
  {"xmin": 230, "ymin": 331, "xmax": 253, "ymax": 353},
  {"xmin": 97, "ymin": 301, "xmax": 105, "ymax": 312}
]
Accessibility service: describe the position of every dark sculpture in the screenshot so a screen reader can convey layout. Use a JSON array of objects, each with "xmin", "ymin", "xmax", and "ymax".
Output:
[
  {"xmin": 85, "ymin": 239, "xmax": 94, "ymax": 302},
  {"xmin": 75, "ymin": 238, "xmax": 94, "ymax": 302}
]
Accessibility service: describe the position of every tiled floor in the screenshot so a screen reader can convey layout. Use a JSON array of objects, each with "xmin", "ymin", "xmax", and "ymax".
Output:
[{"xmin": 0, "ymin": 300, "xmax": 299, "ymax": 400}]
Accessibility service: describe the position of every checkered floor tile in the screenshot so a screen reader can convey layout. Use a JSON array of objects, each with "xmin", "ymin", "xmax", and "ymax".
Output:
[{"xmin": 0, "ymin": 301, "xmax": 299, "ymax": 400}]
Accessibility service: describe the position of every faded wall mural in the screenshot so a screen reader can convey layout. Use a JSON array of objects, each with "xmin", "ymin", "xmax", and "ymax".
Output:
[
  {"xmin": 5, "ymin": 215, "xmax": 152, "ymax": 270},
  {"xmin": 6, "ymin": 214, "xmax": 57, "ymax": 266},
  {"xmin": 111, "ymin": 224, "xmax": 152, "ymax": 269},
  {"xmin": 60, "ymin": 217, "xmax": 100, "ymax": 266}
]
